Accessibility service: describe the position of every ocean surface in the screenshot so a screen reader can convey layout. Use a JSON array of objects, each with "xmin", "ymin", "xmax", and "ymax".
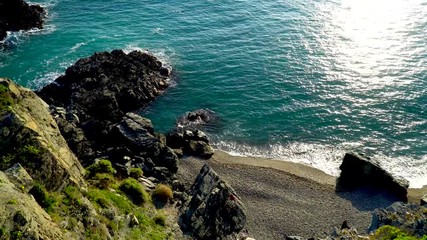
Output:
[{"xmin": 0, "ymin": 0, "xmax": 426, "ymax": 187}]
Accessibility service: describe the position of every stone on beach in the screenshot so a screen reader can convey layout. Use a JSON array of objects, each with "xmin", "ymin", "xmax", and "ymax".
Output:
[
  {"xmin": 179, "ymin": 164, "xmax": 247, "ymax": 239},
  {"xmin": 336, "ymin": 152, "xmax": 409, "ymax": 202}
]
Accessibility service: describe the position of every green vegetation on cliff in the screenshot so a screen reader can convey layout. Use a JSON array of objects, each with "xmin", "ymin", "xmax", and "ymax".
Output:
[
  {"xmin": 372, "ymin": 225, "xmax": 427, "ymax": 240},
  {"xmin": 1, "ymin": 144, "xmax": 44, "ymax": 170},
  {"xmin": 0, "ymin": 83, "xmax": 13, "ymax": 113},
  {"xmin": 28, "ymin": 160, "xmax": 171, "ymax": 239}
]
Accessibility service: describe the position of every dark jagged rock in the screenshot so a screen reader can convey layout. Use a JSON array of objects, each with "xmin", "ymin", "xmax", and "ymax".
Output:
[
  {"xmin": 336, "ymin": 153, "xmax": 409, "ymax": 202},
  {"xmin": 114, "ymin": 113, "xmax": 178, "ymax": 173},
  {"xmin": 0, "ymin": 0, "xmax": 45, "ymax": 41},
  {"xmin": 179, "ymin": 164, "xmax": 246, "ymax": 239},
  {"xmin": 421, "ymin": 194, "xmax": 427, "ymax": 206},
  {"xmin": 187, "ymin": 140, "xmax": 214, "ymax": 159},
  {"xmin": 369, "ymin": 202, "xmax": 427, "ymax": 238},
  {"xmin": 37, "ymin": 50, "xmax": 172, "ymax": 163},
  {"xmin": 177, "ymin": 108, "xmax": 220, "ymax": 129},
  {"xmin": 166, "ymin": 129, "xmax": 214, "ymax": 159}
]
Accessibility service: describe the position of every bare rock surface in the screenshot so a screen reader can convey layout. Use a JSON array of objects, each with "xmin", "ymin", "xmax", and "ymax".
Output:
[
  {"xmin": 0, "ymin": 171, "xmax": 64, "ymax": 239},
  {"xmin": 179, "ymin": 164, "xmax": 247, "ymax": 239},
  {"xmin": 0, "ymin": 78, "xmax": 86, "ymax": 191},
  {"xmin": 369, "ymin": 202, "xmax": 427, "ymax": 237}
]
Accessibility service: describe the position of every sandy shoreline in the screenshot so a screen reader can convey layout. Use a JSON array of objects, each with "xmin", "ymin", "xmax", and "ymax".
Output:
[{"xmin": 177, "ymin": 150, "xmax": 426, "ymax": 240}]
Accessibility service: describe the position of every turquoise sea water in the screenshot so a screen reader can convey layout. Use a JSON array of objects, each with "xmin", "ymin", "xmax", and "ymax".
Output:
[{"xmin": 0, "ymin": 0, "xmax": 426, "ymax": 187}]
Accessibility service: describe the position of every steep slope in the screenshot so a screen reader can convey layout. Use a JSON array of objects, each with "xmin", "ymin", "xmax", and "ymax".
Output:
[{"xmin": 0, "ymin": 78, "xmax": 86, "ymax": 191}]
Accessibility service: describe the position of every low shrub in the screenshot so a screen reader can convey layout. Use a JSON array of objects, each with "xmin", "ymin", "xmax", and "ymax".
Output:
[
  {"xmin": 63, "ymin": 185, "xmax": 83, "ymax": 206},
  {"xmin": 29, "ymin": 183, "xmax": 56, "ymax": 212},
  {"xmin": 372, "ymin": 225, "xmax": 427, "ymax": 240},
  {"xmin": 1, "ymin": 144, "xmax": 44, "ymax": 169},
  {"xmin": 86, "ymin": 159, "xmax": 115, "ymax": 178},
  {"xmin": 119, "ymin": 178, "xmax": 150, "ymax": 205},
  {"xmin": 7, "ymin": 199, "xmax": 17, "ymax": 205},
  {"xmin": 152, "ymin": 184, "xmax": 173, "ymax": 203},
  {"xmin": 153, "ymin": 215, "xmax": 166, "ymax": 226},
  {"xmin": 0, "ymin": 83, "xmax": 13, "ymax": 113},
  {"xmin": 86, "ymin": 188, "xmax": 111, "ymax": 209},
  {"xmin": 91, "ymin": 173, "xmax": 115, "ymax": 189},
  {"xmin": 129, "ymin": 167, "xmax": 143, "ymax": 179},
  {"xmin": 10, "ymin": 230, "xmax": 22, "ymax": 240}
]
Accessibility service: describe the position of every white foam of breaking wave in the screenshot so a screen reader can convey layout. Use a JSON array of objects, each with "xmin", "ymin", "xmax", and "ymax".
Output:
[
  {"xmin": 214, "ymin": 140, "xmax": 427, "ymax": 188},
  {"xmin": 70, "ymin": 42, "xmax": 86, "ymax": 52},
  {"xmin": 30, "ymin": 71, "xmax": 62, "ymax": 90},
  {"xmin": 27, "ymin": 0, "xmax": 58, "ymax": 8},
  {"xmin": 151, "ymin": 28, "xmax": 165, "ymax": 35},
  {"xmin": 123, "ymin": 44, "xmax": 178, "ymax": 86},
  {"xmin": 1, "ymin": 24, "xmax": 56, "ymax": 48},
  {"xmin": 1, "ymin": 1, "xmax": 57, "ymax": 47},
  {"xmin": 123, "ymin": 44, "xmax": 175, "ymax": 68}
]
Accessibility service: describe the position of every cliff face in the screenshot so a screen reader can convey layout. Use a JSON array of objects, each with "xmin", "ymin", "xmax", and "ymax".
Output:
[
  {"xmin": 0, "ymin": 0, "xmax": 45, "ymax": 40},
  {"xmin": 0, "ymin": 171, "xmax": 64, "ymax": 240},
  {"xmin": 0, "ymin": 78, "xmax": 86, "ymax": 191}
]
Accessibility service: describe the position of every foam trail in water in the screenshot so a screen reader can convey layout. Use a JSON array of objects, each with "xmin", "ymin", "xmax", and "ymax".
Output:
[
  {"xmin": 214, "ymin": 140, "xmax": 427, "ymax": 188},
  {"xmin": 67, "ymin": 39, "xmax": 95, "ymax": 53},
  {"xmin": 31, "ymin": 71, "xmax": 62, "ymax": 90},
  {"xmin": 123, "ymin": 44, "xmax": 176, "ymax": 67}
]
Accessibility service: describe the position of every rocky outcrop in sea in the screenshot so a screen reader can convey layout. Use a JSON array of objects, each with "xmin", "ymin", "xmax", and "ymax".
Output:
[
  {"xmin": 0, "ymin": 0, "xmax": 45, "ymax": 41},
  {"xmin": 37, "ymin": 50, "xmax": 174, "ymax": 164}
]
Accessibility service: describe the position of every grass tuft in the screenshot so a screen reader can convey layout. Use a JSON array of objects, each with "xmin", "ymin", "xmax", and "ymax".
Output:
[
  {"xmin": 86, "ymin": 159, "xmax": 115, "ymax": 178},
  {"xmin": 119, "ymin": 178, "xmax": 150, "ymax": 205},
  {"xmin": 152, "ymin": 184, "xmax": 173, "ymax": 203}
]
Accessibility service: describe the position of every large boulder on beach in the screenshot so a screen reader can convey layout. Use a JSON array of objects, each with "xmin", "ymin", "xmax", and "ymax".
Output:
[
  {"xmin": 0, "ymin": 78, "xmax": 86, "ymax": 191},
  {"xmin": 0, "ymin": 0, "xmax": 45, "ymax": 41},
  {"xmin": 179, "ymin": 164, "xmax": 247, "ymax": 239},
  {"xmin": 166, "ymin": 129, "xmax": 214, "ymax": 159},
  {"xmin": 369, "ymin": 202, "xmax": 427, "ymax": 237},
  {"xmin": 336, "ymin": 153, "xmax": 409, "ymax": 202},
  {"xmin": 37, "ymin": 50, "xmax": 172, "ymax": 163},
  {"xmin": 114, "ymin": 112, "xmax": 178, "ymax": 173}
]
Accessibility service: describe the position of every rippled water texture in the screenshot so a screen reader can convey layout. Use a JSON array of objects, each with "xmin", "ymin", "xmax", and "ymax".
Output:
[{"xmin": 0, "ymin": 0, "xmax": 426, "ymax": 186}]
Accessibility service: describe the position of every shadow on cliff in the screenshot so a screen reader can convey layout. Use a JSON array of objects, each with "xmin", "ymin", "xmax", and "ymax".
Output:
[{"xmin": 336, "ymin": 187, "xmax": 401, "ymax": 211}]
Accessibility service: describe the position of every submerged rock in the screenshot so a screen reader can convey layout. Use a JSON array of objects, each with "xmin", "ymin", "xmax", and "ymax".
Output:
[
  {"xmin": 166, "ymin": 129, "xmax": 214, "ymax": 159},
  {"xmin": 336, "ymin": 153, "xmax": 409, "ymax": 202},
  {"xmin": 177, "ymin": 108, "xmax": 220, "ymax": 129},
  {"xmin": 0, "ymin": 0, "xmax": 45, "ymax": 41},
  {"xmin": 37, "ymin": 50, "xmax": 172, "ymax": 163},
  {"xmin": 179, "ymin": 164, "xmax": 246, "ymax": 239},
  {"xmin": 0, "ymin": 78, "xmax": 86, "ymax": 191}
]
